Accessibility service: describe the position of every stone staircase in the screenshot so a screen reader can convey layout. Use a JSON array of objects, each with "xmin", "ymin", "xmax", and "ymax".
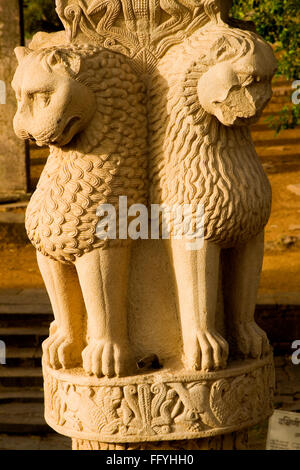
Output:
[
  {"xmin": 0, "ymin": 290, "xmax": 50, "ymax": 434},
  {"xmin": 0, "ymin": 289, "xmax": 71, "ymax": 448},
  {"xmin": 0, "ymin": 288, "xmax": 299, "ymax": 440},
  {"xmin": 252, "ymin": 79, "xmax": 300, "ymax": 169}
]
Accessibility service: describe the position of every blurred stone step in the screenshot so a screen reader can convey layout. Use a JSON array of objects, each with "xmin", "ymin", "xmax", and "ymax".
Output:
[
  {"xmin": 257, "ymin": 143, "xmax": 300, "ymax": 158},
  {"xmin": 263, "ymin": 101, "xmax": 295, "ymax": 114},
  {"xmin": 254, "ymin": 137, "xmax": 300, "ymax": 148},
  {"xmin": 0, "ymin": 289, "xmax": 49, "ymax": 304},
  {"xmin": 5, "ymin": 347, "xmax": 42, "ymax": 359},
  {"xmin": 0, "ymin": 201, "xmax": 28, "ymax": 212},
  {"xmin": 0, "ymin": 433, "xmax": 71, "ymax": 450},
  {"xmin": 0, "ymin": 388, "xmax": 43, "ymax": 402},
  {"xmin": 272, "ymin": 85, "xmax": 294, "ymax": 97},
  {"xmin": 252, "ymin": 127, "xmax": 300, "ymax": 144},
  {"xmin": 0, "ymin": 289, "xmax": 51, "ymax": 316},
  {"xmin": 0, "ymin": 402, "xmax": 49, "ymax": 434},
  {"xmin": 0, "ymin": 326, "xmax": 48, "ymax": 336},
  {"xmin": 0, "ymin": 367, "xmax": 42, "ymax": 378},
  {"xmin": 0, "ymin": 367, "xmax": 43, "ymax": 388},
  {"xmin": 3, "ymin": 346, "xmax": 42, "ymax": 370},
  {"xmin": 0, "ymin": 316, "xmax": 51, "ymax": 329},
  {"xmin": 0, "ymin": 213, "xmax": 25, "ymax": 224},
  {"xmin": 0, "ymin": 304, "xmax": 52, "ymax": 314},
  {"xmin": 251, "ymin": 122, "xmax": 298, "ymax": 133}
]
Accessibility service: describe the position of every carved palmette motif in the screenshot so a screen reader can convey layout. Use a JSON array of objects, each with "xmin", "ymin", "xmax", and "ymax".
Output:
[
  {"xmin": 44, "ymin": 359, "xmax": 275, "ymax": 442},
  {"xmin": 55, "ymin": 0, "xmax": 232, "ymax": 72}
]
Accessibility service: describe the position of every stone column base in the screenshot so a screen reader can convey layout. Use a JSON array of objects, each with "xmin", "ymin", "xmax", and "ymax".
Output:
[
  {"xmin": 72, "ymin": 430, "xmax": 248, "ymax": 450},
  {"xmin": 44, "ymin": 354, "xmax": 274, "ymax": 446}
]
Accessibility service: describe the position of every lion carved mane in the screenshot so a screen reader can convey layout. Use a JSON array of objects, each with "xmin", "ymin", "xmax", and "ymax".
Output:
[
  {"xmin": 149, "ymin": 25, "xmax": 276, "ymax": 247},
  {"xmin": 21, "ymin": 45, "xmax": 148, "ymax": 263},
  {"xmin": 12, "ymin": 22, "xmax": 277, "ymax": 377}
]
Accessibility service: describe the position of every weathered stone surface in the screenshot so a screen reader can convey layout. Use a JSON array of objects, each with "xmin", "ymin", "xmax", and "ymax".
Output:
[
  {"xmin": 11, "ymin": 0, "xmax": 277, "ymax": 449},
  {"xmin": 0, "ymin": 433, "xmax": 71, "ymax": 450},
  {"xmin": 0, "ymin": 0, "xmax": 27, "ymax": 200},
  {"xmin": 72, "ymin": 430, "xmax": 249, "ymax": 450},
  {"xmin": 44, "ymin": 357, "xmax": 274, "ymax": 443}
]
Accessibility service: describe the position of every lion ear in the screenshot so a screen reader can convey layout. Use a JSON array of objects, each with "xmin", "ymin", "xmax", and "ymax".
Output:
[
  {"xmin": 47, "ymin": 50, "xmax": 81, "ymax": 76},
  {"xmin": 14, "ymin": 47, "xmax": 31, "ymax": 64}
]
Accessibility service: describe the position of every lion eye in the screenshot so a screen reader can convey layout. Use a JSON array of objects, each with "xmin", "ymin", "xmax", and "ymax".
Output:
[
  {"xmin": 38, "ymin": 93, "xmax": 51, "ymax": 107},
  {"xmin": 30, "ymin": 92, "xmax": 51, "ymax": 107}
]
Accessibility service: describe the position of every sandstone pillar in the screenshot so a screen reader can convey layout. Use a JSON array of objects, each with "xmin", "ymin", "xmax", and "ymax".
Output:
[
  {"xmin": 11, "ymin": 0, "xmax": 278, "ymax": 450},
  {"xmin": 0, "ymin": 0, "xmax": 28, "ymax": 201}
]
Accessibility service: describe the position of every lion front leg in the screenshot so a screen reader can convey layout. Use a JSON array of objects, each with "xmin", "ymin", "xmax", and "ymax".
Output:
[
  {"xmin": 37, "ymin": 252, "xmax": 86, "ymax": 369},
  {"xmin": 222, "ymin": 231, "xmax": 271, "ymax": 358},
  {"xmin": 75, "ymin": 245, "xmax": 136, "ymax": 378},
  {"xmin": 166, "ymin": 239, "xmax": 229, "ymax": 371}
]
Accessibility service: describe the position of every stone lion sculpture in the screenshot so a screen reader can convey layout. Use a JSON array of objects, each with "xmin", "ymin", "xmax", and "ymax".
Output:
[
  {"xmin": 12, "ymin": 44, "xmax": 148, "ymax": 377},
  {"xmin": 12, "ymin": 22, "xmax": 277, "ymax": 377},
  {"xmin": 149, "ymin": 24, "xmax": 277, "ymax": 371}
]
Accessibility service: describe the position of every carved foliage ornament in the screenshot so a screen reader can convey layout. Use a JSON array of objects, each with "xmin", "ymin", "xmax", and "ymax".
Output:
[
  {"xmin": 44, "ymin": 359, "xmax": 275, "ymax": 442},
  {"xmin": 55, "ymin": 0, "xmax": 234, "ymax": 71}
]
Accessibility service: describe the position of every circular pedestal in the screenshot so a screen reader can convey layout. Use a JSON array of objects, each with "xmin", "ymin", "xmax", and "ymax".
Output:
[
  {"xmin": 72, "ymin": 431, "xmax": 248, "ymax": 450},
  {"xmin": 44, "ymin": 355, "xmax": 274, "ymax": 445}
]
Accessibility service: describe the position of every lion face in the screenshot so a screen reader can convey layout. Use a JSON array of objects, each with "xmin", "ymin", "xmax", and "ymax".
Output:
[
  {"xmin": 196, "ymin": 34, "xmax": 277, "ymax": 126},
  {"xmin": 12, "ymin": 48, "xmax": 96, "ymax": 147}
]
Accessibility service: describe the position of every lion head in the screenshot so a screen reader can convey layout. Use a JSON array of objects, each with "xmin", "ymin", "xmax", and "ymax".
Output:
[
  {"xmin": 184, "ymin": 26, "xmax": 277, "ymax": 127},
  {"xmin": 12, "ymin": 46, "xmax": 96, "ymax": 147}
]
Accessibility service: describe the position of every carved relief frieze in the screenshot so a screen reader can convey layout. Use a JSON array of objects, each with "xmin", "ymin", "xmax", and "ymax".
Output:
[
  {"xmin": 55, "ymin": 0, "xmax": 232, "ymax": 71},
  {"xmin": 44, "ymin": 358, "xmax": 275, "ymax": 442}
]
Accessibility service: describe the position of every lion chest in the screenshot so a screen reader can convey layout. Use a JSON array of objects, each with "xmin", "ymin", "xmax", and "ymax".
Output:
[
  {"xmin": 149, "ymin": 111, "xmax": 272, "ymax": 246},
  {"xmin": 25, "ymin": 149, "xmax": 146, "ymax": 263}
]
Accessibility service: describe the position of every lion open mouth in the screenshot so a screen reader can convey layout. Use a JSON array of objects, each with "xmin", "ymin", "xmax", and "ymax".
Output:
[
  {"xmin": 50, "ymin": 116, "xmax": 81, "ymax": 146},
  {"xmin": 62, "ymin": 116, "xmax": 81, "ymax": 137}
]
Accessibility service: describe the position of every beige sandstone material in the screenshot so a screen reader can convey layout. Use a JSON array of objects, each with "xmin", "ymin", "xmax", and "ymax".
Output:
[
  {"xmin": 12, "ymin": 0, "xmax": 277, "ymax": 448},
  {"xmin": 72, "ymin": 431, "xmax": 249, "ymax": 450}
]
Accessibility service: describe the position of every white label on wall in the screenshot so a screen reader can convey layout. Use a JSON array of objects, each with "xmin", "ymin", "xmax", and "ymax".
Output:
[{"xmin": 266, "ymin": 410, "xmax": 300, "ymax": 450}]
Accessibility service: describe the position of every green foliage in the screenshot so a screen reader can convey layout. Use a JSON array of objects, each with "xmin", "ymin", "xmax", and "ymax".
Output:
[
  {"xmin": 231, "ymin": 0, "xmax": 300, "ymax": 132},
  {"xmin": 23, "ymin": 0, "xmax": 62, "ymax": 37},
  {"xmin": 266, "ymin": 105, "xmax": 300, "ymax": 134},
  {"xmin": 23, "ymin": 0, "xmax": 299, "ymax": 132},
  {"xmin": 231, "ymin": 0, "xmax": 299, "ymax": 80}
]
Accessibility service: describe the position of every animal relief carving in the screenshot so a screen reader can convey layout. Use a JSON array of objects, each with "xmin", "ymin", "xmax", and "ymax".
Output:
[{"xmin": 44, "ymin": 360, "xmax": 274, "ymax": 441}]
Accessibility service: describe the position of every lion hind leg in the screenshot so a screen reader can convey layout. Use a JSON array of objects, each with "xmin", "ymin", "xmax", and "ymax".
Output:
[{"xmin": 222, "ymin": 231, "xmax": 270, "ymax": 359}]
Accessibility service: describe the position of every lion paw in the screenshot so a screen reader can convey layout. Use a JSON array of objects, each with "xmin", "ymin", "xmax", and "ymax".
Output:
[
  {"xmin": 49, "ymin": 321, "xmax": 58, "ymax": 337},
  {"xmin": 82, "ymin": 338, "xmax": 136, "ymax": 378},
  {"xmin": 42, "ymin": 334, "xmax": 82, "ymax": 369},
  {"xmin": 185, "ymin": 329, "xmax": 229, "ymax": 371},
  {"xmin": 235, "ymin": 322, "xmax": 270, "ymax": 358}
]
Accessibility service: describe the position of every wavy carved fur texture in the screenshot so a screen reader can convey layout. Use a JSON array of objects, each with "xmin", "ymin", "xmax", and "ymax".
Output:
[
  {"xmin": 148, "ymin": 26, "xmax": 272, "ymax": 247},
  {"xmin": 25, "ymin": 46, "xmax": 148, "ymax": 263}
]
